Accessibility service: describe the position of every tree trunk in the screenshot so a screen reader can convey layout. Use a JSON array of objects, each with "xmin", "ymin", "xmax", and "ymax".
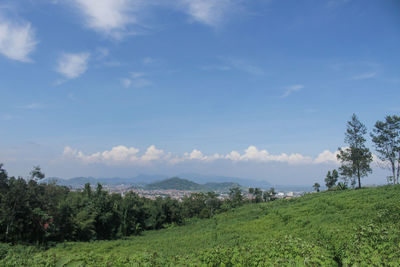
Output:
[
  {"xmin": 396, "ymin": 152, "xmax": 400, "ymax": 185},
  {"xmin": 357, "ymin": 169, "xmax": 361, "ymax": 189}
]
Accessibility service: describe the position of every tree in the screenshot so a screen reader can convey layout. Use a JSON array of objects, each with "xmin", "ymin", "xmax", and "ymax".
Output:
[
  {"xmin": 324, "ymin": 170, "xmax": 339, "ymax": 189},
  {"xmin": 30, "ymin": 166, "xmax": 45, "ymax": 181},
  {"xmin": 263, "ymin": 187, "xmax": 276, "ymax": 202},
  {"xmin": 248, "ymin": 187, "xmax": 262, "ymax": 203},
  {"xmin": 313, "ymin": 182, "xmax": 320, "ymax": 192},
  {"xmin": 337, "ymin": 114, "xmax": 373, "ymax": 189},
  {"xmin": 371, "ymin": 115, "xmax": 400, "ymax": 184},
  {"xmin": 228, "ymin": 187, "xmax": 243, "ymax": 207},
  {"xmin": 253, "ymin": 188, "xmax": 263, "ymax": 203}
]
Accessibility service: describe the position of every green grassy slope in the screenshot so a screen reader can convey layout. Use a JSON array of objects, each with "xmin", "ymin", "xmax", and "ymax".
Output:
[{"xmin": 2, "ymin": 185, "xmax": 400, "ymax": 266}]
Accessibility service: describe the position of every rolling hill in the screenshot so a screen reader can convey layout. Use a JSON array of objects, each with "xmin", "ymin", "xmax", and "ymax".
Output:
[
  {"xmin": 3, "ymin": 185, "xmax": 400, "ymax": 266},
  {"xmin": 144, "ymin": 177, "xmax": 241, "ymax": 192}
]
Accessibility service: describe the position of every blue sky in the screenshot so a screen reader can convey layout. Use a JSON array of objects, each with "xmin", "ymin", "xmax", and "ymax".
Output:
[{"xmin": 0, "ymin": 0, "xmax": 399, "ymax": 185}]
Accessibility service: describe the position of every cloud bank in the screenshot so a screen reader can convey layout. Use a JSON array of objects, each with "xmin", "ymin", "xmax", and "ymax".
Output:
[{"xmin": 63, "ymin": 145, "xmax": 343, "ymax": 166}]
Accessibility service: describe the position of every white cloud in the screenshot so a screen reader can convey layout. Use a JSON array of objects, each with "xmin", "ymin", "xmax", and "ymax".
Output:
[
  {"xmin": 131, "ymin": 72, "xmax": 145, "ymax": 78},
  {"xmin": 64, "ymin": 145, "xmax": 321, "ymax": 166},
  {"xmin": 65, "ymin": 0, "xmax": 243, "ymax": 40},
  {"xmin": 121, "ymin": 71, "xmax": 151, "ymax": 88},
  {"xmin": 281, "ymin": 84, "xmax": 304, "ymax": 98},
  {"xmin": 57, "ymin": 52, "xmax": 90, "ymax": 79},
  {"xmin": 189, "ymin": 149, "xmax": 207, "ymax": 160},
  {"xmin": 179, "ymin": 0, "xmax": 238, "ymax": 27},
  {"xmin": 63, "ymin": 145, "xmax": 140, "ymax": 165},
  {"xmin": 225, "ymin": 150, "xmax": 241, "ymax": 161},
  {"xmin": 238, "ymin": 146, "xmax": 313, "ymax": 164},
  {"xmin": 71, "ymin": 0, "xmax": 144, "ymax": 38},
  {"xmin": 351, "ymin": 72, "xmax": 376, "ymax": 80},
  {"xmin": 314, "ymin": 149, "xmax": 340, "ymax": 164},
  {"xmin": 64, "ymin": 145, "xmax": 169, "ymax": 165},
  {"xmin": 141, "ymin": 145, "xmax": 164, "ymax": 161},
  {"xmin": 0, "ymin": 15, "xmax": 37, "ymax": 62}
]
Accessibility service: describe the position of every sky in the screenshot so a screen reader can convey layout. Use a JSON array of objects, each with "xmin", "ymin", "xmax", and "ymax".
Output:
[{"xmin": 0, "ymin": 0, "xmax": 399, "ymax": 186}]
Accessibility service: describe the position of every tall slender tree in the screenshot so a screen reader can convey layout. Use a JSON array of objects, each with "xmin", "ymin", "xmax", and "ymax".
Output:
[
  {"xmin": 337, "ymin": 114, "xmax": 373, "ymax": 189},
  {"xmin": 371, "ymin": 115, "xmax": 400, "ymax": 184}
]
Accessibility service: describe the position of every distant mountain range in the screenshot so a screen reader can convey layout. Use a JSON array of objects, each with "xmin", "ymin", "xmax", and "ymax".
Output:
[
  {"xmin": 42, "ymin": 173, "xmax": 268, "ymax": 187},
  {"xmin": 41, "ymin": 173, "xmax": 309, "ymax": 192},
  {"xmin": 145, "ymin": 177, "xmax": 241, "ymax": 192},
  {"xmin": 178, "ymin": 173, "xmax": 271, "ymax": 188}
]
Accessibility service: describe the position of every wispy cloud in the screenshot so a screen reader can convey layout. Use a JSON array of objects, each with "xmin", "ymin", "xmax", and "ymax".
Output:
[
  {"xmin": 95, "ymin": 47, "xmax": 109, "ymax": 59},
  {"xmin": 69, "ymin": 0, "xmax": 147, "ymax": 39},
  {"xmin": 351, "ymin": 72, "xmax": 376, "ymax": 80},
  {"xmin": 203, "ymin": 57, "xmax": 264, "ymax": 75},
  {"xmin": 62, "ymin": 0, "xmax": 241, "ymax": 40},
  {"xmin": 18, "ymin": 103, "xmax": 44, "ymax": 110},
  {"xmin": 121, "ymin": 71, "xmax": 151, "ymax": 88},
  {"xmin": 121, "ymin": 78, "xmax": 131, "ymax": 88},
  {"xmin": 0, "ymin": 114, "xmax": 13, "ymax": 121},
  {"xmin": 331, "ymin": 61, "xmax": 380, "ymax": 71},
  {"xmin": 178, "ymin": 0, "xmax": 240, "ymax": 27},
  {"xmin": 0, "ymin": 14, "xmax": 37, "ymax": 62},
  {"xmin": 142, "ymin": 57, "xmax": 161, "ymax": 66},
  {"xmin": 281, "ymin": 84, "xmax": 304, "ymax": 98},
  {"xmin": 68, "ymin": 93, "xmax": 79, "ymax": 102},
  {"xmin": 226, "ymin": 58, "xmax": 264, "ymax": 75},
  {"xmin": 130, "ymin": 72, "xmax": 146, "ymax": 78},
  {"xmin": 56, "ymin": 52, "xmax": 90, "ymax": 80}
]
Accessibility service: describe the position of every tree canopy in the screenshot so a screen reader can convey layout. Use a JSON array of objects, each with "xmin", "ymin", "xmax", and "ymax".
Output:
[
  {"xmin": 371, "ymin": 115, "xmax": 400, "ymax": 184},
  {"xmin": 337, "ymin": 114, "xmax": 373, "ymax": 189}
]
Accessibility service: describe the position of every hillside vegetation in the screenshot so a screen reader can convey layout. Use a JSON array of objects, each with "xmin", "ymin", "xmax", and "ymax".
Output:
[
  {"xmin": 2, "ymin": 185, "xmax": 400, "ymax": 266},
  {"xmin": 145, "ymin": 177, "xmax": 240, "ymax": 192}
]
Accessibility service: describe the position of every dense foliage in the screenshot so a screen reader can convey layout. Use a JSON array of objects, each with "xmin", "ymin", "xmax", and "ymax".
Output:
[
  {"xmin": 1, "ymin": 185, "xmax": 400, "ymax": 266},
  {"xmin": 371, "ymin": 115, "xmax": 400, "ymax": 184},
  {"xmin": 0, "ymin": 165, "xmax": 247, "ymax": 244}
]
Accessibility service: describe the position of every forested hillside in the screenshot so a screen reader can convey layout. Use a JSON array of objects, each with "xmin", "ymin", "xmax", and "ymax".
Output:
[
  {"xmin": 2, "ymin": 185, "xmax": 400, "ymax": 266},
  {"xmin": 145, "ymin": 177, "xmax": 241, "ymax": 192}
]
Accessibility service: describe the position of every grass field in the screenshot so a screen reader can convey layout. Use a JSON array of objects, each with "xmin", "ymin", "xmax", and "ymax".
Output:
[{"xmin": 1, "ymin": 185, "xmax": 400, "ymax": 266}]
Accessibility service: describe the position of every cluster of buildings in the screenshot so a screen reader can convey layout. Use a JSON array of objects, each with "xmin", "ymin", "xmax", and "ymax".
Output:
[{"xmin": 69, "ymin": 183, "xmax": 303, "ymax": 201}]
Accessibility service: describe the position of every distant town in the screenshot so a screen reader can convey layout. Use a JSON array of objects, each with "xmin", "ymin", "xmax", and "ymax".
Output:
[{"xmin": 58, "ymin": 181, "xmax": 304, "ymax": 201}]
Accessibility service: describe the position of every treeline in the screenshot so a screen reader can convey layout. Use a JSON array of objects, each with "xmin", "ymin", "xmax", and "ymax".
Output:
[
  {"xmin": 0, "ymin": 164, "xmax": 251, "ymax": 245},
  {"xmin": 313, "ymin": 114, "xmax": 400, "ymax": 191}
]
